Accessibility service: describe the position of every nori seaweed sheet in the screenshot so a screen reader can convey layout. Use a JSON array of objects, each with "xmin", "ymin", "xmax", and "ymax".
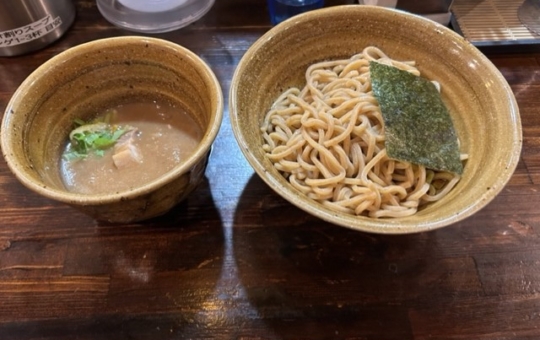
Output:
[{"xmin": 370, "ymin": 61, "xmax": 463, "ymax": 175}]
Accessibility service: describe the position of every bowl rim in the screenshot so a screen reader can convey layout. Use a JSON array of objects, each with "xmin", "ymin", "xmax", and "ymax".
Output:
[
  {"xmin": 229, "ymin": 5, "xmax": 523, "ymax": 234},
  {"xmin": 1, "ymin": 36, "xmax": 224, "ymax": 205}
]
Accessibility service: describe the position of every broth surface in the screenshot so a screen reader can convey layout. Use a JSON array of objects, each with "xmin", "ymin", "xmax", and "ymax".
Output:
[{"xmin": 60, "ymin": 100, "xmax": 202, "ymax": 194}]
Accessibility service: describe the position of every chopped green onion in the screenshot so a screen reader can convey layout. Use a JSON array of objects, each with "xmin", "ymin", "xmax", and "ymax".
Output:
[{"xmin": 62, "ymin": 114, "xmax": 131, "ymax": 161}]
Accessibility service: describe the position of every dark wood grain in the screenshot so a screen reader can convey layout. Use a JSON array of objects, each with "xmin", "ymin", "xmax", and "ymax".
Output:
[{"xmin": 1, "ymin": 1, "xmax": 540, "ymax": 339}]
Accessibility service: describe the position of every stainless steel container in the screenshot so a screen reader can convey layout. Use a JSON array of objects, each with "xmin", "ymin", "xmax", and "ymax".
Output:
[{"xmin": 0, "ymin": 0, "xmax": 76, "ymax": 57}]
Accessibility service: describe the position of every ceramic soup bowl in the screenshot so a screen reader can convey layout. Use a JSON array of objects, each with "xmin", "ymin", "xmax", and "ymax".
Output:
[{"xmin": 1, "ymin": 36, "xmax": 223, "ymax": 223}]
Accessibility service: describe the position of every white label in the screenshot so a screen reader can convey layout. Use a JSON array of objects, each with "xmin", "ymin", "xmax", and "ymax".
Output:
[{"xmin": 0, "ymin": 15, "xmax": 63, "ymax": 48}]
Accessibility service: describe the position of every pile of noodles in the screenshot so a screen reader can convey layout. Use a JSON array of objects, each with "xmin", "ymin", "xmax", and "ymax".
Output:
[{"xmin": 260, "ymin": 46, "xmax": 466, "ymax": 218}]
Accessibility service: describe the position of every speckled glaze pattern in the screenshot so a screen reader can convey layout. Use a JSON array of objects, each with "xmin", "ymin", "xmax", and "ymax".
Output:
[
  {"xmin": 1, "ymin": 36, "xmax": 223, "ymax": 223},
  {"xmin": 229, "ymin": 5, "xmax": 522, "ymax": 234}
]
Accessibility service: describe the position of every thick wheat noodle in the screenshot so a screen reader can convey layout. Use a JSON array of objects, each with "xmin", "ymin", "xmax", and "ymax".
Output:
[{"xmin": 260, "ymin": 46, "xmax": 466, "ymax": 218}]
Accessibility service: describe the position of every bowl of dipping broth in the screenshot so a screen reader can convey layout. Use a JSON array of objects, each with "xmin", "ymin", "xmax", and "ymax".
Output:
[
  {"xmin": 229, "ymin": 5, "xmax": 522, "ymax": 234},
  {"xmin": 1, "ymin": 36, "xmax": 223, "ymax": 223}
]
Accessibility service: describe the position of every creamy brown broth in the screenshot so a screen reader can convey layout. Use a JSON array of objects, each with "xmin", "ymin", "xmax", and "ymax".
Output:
[{"xmin": 60, "ymin": 101, "xmax": 202, "ymax": 194}]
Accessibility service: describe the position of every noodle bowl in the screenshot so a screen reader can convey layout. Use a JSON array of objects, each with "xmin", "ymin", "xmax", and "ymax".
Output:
[
  {"xmin": 261, "ymin": 47, "xmax": 465, "ymax": 218},
  {"xmin": 230, "ymin": 5, "xmax": 521, "ymax": 233}
]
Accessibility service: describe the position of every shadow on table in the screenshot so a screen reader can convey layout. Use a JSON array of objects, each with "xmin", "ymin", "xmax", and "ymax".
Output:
[{"xmin": 231, "ymin": 174, "xmax": 453, "ymax": 339}]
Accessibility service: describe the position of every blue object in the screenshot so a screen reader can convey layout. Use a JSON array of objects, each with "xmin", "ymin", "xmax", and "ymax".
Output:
[{"xmin": 267, "ymin": 0, "xmax": 324, "ymax": 25}]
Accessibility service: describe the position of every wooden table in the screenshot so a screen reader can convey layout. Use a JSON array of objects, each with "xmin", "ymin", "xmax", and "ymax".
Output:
[{"xmin": 1, "ymin": 1, "xmax": 539, "ymax": 339}]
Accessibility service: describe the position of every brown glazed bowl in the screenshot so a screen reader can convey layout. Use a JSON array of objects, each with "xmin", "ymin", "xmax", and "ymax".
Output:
[
  {"xmin": 1, "ymin": 36, "xmax": 223, "ymax": 223},
  {"xmin": 229, "ymin": 5, "xmax": 522, "ymax": 234}
]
